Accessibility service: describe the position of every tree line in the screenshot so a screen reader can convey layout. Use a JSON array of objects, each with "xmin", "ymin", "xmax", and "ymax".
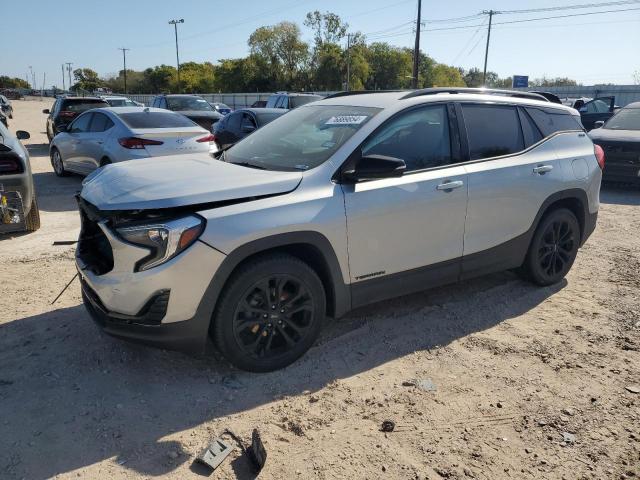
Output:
[{"xmin": 24, "ymin": 11, "xmax": 583, "ymax": 94}]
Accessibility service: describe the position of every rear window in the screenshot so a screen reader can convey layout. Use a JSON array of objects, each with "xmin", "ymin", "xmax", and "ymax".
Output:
[
  {"xmin": 290, "ymin": 95, "xmax": 322, "ymax": 108},
  {"xmin": 462, "ymin": 104, "xmax": 524, "ymax": 160},
  {"xmin": 526, "ymin": 108, "xmax": 583, "ymax": 136},
  {"xmin": 61, "ymin": 99, "xmax": 108, "ymax": 113},
  {"xmin": 118, "ymin": 111, "xmax": 197, "ymax": 129}
]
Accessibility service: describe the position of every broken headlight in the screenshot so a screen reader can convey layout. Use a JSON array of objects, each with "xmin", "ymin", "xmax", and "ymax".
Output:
[{"xmin": 116, "ymin": 215, "xmax": 205, "ymax": 271}]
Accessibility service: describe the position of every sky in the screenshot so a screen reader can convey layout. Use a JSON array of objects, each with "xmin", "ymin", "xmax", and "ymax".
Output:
[{"xmin": 3, "ymin": 0, "xmax": 640, "ymax": 89}]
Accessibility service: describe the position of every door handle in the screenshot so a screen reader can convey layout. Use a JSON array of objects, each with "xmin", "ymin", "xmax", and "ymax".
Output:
[
  {"xmin": 436, "ymin": 180, "xmax": 464, "ymax": 191},
  {"xmin": 533, "ymin": 165, "xmax": 553, "ymax": 174}
]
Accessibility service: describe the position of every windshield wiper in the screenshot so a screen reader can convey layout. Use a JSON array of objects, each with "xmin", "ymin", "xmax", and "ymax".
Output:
[{"xmin": 229, "ymin": 161, "xmax": 267, "ymax": 170}]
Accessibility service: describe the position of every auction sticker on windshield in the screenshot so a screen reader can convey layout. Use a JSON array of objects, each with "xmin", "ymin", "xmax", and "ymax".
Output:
[{"xmin": 325, "ymin": 115, "xmax": 369, "ymax": 125}]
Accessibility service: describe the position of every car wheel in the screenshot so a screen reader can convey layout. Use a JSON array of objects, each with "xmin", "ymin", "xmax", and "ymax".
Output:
[
  {"xmin": 24, "ymin": 196, "xmax": 41, "ymax": 232},
  {"xmin": 212, "ymin": 254, "xmax": 326, "ymax": 372},
  {"xmin": 521, "ymin": 208, "xmax": 580, "ymax": 286},
  {"xmin": 50, "ymin": 148, "xmax": 68, "ymax": 177}
]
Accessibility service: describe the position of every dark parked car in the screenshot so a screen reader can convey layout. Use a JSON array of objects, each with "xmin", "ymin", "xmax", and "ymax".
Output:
[
  {"xmin": 212, "ymin": 108, "xmax": 286, "ymax": 150},
  {"xmin": 0, "ymin": 110, "xmax": 7, "ymax": 128},
  {"xmin": 250, "ymin": 100, "xmax": 267, "ymax": 108},
  {"xmin": 575, "ymin": 96, "xmax": 617, "ymax": 131},
  {"xmin": 151, "ymin": 94, "xmax": 223, "ymax": 132},
  {"xmin": 43, "ymin": 96, "xmax": 110, "ymax": 142},
  {"xmin": 589, "ymin": 101, "xmax": 640, "ymax": 184},
  {"xmin": 265, "ymin": 92, "xmax": 323, "ymax": 110},
  {"xmin": 0, "ymin": 95, "xmax": 13, "ymax": 118}
]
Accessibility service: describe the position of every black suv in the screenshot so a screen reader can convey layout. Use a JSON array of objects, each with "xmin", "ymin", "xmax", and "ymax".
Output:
[
  {"xmin": 212, "ymin": 108, "xmax": 286, "ymax": 150},
  {"xmin": 44, "ymin": 96, "xmax": 109, "ymax": 142},
  {"xmin": 265, "ymin": 92, "xmax": 323, "ymax": 110},
  {"xmin": 150, "ymin": 94, "xmax": 223, "ymax": 132}
]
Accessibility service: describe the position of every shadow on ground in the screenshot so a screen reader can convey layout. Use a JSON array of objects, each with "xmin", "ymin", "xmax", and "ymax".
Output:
[
  {"xmin": 0, "ymin": 271, "xmax": 564, "ymax": 479},
  {"xmin": 32, "ymin": 171, "xmax": 82, "ymax": 213}
]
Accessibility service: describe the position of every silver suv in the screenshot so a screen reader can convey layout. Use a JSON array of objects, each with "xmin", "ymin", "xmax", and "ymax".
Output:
[{"xmin": 76, "ymin": 88, "xmax": 603, "ymax": 372}]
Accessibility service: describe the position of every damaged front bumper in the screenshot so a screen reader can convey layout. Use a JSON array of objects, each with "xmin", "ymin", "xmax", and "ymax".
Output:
[{"xmin": 76, "ymin": 197, "xmax": 226, "ymax": 353}]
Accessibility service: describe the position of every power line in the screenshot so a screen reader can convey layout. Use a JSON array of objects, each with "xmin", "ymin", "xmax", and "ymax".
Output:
[
  {"xmin": 499, "ymin": 0, "xmax": 640, "ymax": 15},
  {"xmin": 451, "ymin": 18, "xmax": 487, "ymax": 64}
]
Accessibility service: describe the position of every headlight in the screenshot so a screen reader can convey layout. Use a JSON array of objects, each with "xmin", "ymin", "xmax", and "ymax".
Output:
[{"xmin": 116, "ymin": 215, "xmax": 205, "ymax": 271}]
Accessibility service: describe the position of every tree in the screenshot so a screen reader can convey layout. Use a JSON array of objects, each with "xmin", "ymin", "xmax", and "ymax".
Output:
[
  {"xmin": 429, "ymin": 64, "xmax": 466, "ymax": 87},
  {"xmin": 314, "ymin": 43, "xmax": 343, "ymax": 90},
  {"xmin": 0, "ymin": 76, "xmax": 30, "ymax": 89},
  {"xmin": 142, "ymin": 65, "xmax": 177, "ymax": 93},
  {"xmin": 632, "ymin": 70, "xmax": 640, "ymax": 85},
  {"xmin": 249, "ymin": 22, "xmax": 309, "ymax": 89},
  {"xmin": 365, "ymin": 43, "xmax": 413, "ymax": 90},
  {"xmin": 530, "ymin": 76, "xmax": 579, "ymax": 87},
  {"xmin": 71, "ymin": 68, "xmax": 103, "ymax": 91},
  {"xmin": 304, "ymin": 10, "xmax": 348, "ymax": 47}
]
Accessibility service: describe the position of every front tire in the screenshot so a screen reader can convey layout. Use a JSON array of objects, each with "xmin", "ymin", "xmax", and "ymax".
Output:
[
  {"xmin": 212, "ymin": 254, "xmax": 326, "ymax": 372},
  {"xmin": 50, "ymin": 148, "xmax": 68, "ymax": 177},
  {"xmin": 522, "ymin": 208, "xmax": 580, "ymax": 286},
  {"xmin": 25, "ymin": 196, "xmax": 41, "ymax": 232}
]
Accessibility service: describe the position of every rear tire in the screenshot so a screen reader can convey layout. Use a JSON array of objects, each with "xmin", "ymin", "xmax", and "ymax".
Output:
[
  {"xmin": 212, "ymin": 254, "xmax": 326, "ymax": 372},
  {"xmin": 24, "ymin": 196, "xmax": 40, "ymax": 232},
  {"xmin": 50, "ymin": 148, "xmax": 68, "ymax": 177},
  {"xmin": 521, "ymin": 208, "xmax": 580, "ymax": 286}
]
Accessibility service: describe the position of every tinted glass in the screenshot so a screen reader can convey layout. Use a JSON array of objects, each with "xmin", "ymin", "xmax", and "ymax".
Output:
[
  {"xmin": 241, "ymin": 114, "xmax": 256, "ymax": 130},
  {"xmin": 69, "ymin": 113, "xmax": 93, "ymax": 133},
  {"xmin": 526, "ymin": 108, "xmax": 583, "ymax": 136},
  {"xmin": 166, "ymin": 96, "xmax": 213, "ymax": 111},
  {"xmin": 363, "ymin": 105, "xmax": 451, "ymax": 171},
  {"xmin": 89, "ymin": 113, "xmax": 114, "ymax": 132},
  {"xmin": 585, "ymin": 99, "xmax": 610, "ymax": 113},
  {"xmin": 226, "ymin": 112, "xmax": 242, "ymax": 131},
  {"xmin": 107, "ymin": 99, "xmax": 126, "ymax": 107},
  {"xmin": 275, "ymin": 96, "xmax": 287, "ymax": 109},
  {"xmin": 604, "ymin": 107, "xmax": 640, "ymax": 130},
  {"xmin": 225, "ymin": 105, "xmax": 380, "ymax": 171},
  {"xmin": 519, "ymin": 108, "xmax": 543, "ymax": 147},
  {"xmin": 119, "ymin": 112, "xmax": 197, "ymax": 129},
  {"xmin": 61, "ymin": 99, "xmax": 108, "ymax": 113},
  {"xmin": 265, "ymin": 95, "xmax": 279, "ymax": 108},
  {"xmin": 462, "ymin": 104, "xmax": 524, "ymax": 160},
  {"xmin": 290, "ymin": 95, "xmax": 322, "ymax": 108},
  {"xmin": 256, "ymin": 112, "xmax": 282, "ymax": 126}
]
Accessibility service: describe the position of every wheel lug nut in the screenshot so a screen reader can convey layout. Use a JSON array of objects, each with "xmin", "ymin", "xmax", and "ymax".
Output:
[{"xmin": 280, "ymin": 309, "xmax": 285, "ymax": 313}]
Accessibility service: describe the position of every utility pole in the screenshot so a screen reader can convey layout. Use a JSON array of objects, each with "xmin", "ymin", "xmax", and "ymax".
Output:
[
  {"xmin": 411, "ymin": 0, "xmax": 422, "ymax": 89},
  {"xmin": 118, "ymin": 47, "xmax": 130, "ymax": 93},
  {"xmin": 61, "ymin": 64, "xmax": 66, "ymax": 91},
  {"xmin": 66, "ymin": 63, "xmax": 73, "ymax": 92},
  {"xmin": 29, "ymin": 66, "xmax": 34, "ymax": 89},
  {"xmin": 168, "ymin": 19, "xmax": 184, "ymax": 93},
  {"xmin": 41, "ymin": 72, "xmax": 46, "ymax": 98},
  {"xmin": 346, "ymin": 33, "xmax": 352, "ymax": 91},
  {"xmin": 481, "ymin": 10, "xmax": 498, "ymax": 86}
]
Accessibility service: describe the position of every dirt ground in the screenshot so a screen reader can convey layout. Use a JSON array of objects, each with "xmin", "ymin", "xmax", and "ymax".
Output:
[{"xmin": 1, "ymin": 99, "xmax": 638, "ymax": 480}]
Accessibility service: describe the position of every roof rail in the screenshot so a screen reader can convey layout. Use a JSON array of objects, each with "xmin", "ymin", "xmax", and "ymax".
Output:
[
  {"xmin": 324, "ymin": 90, "xmax": 403, "ymax": 100},
  {"xmin": 400, "ymin": 87, "xmax": 549, "ymax": 102}
]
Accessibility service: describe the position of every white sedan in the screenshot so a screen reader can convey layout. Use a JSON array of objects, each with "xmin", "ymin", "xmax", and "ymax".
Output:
[{"xmin": 49, "ymin": 107, "xmax": 216, "ymax": 176}]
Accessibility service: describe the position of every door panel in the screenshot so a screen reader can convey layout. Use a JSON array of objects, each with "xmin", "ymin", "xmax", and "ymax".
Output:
[{"xmin": 343, "ymin": 166, "xmax": 468, "ymax": 283}]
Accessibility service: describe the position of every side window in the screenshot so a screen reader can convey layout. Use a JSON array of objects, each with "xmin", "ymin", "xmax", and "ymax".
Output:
[
  {"xmin": 226, "ymin": 112, "xmax": 242, "ymax": 131},
  {"xmin": 151, "ymin": 97, "xmax": 159, "ymax": 108},
  {"xmin": 518, "ymin": 108, "xmax": 543, "ymax": 147},
  {"xmin": 265, "ymin": 95, "xmax": 278, "ymax": 108},
  {"xmin": 362, "ymin": 104, "xmax": 452, "ymax": 172},
  {"xmin": 89, "ymin": 113, "xmax": 114, "ymax": 132},
  {"xmin": 241, "ymin": 113, "xmax": 257, "ymax": 131},
  {"xmin": 160, "ymin": 98, "xmax": 168, "ymax": 109},
  {"xmin": 69, "ymin": 113, "xmax": 93, "ymax": 133},
  {"xmin": 462, "ymin": 104, "xmax": 524, "ymax": 160},
  {"xmin": 275, "ymin": 96, "xmax": 286, "ymax": 109},
  {"xmin": 585, "ymin": 99, "xmax": 610, "ymax": 113},
  {"xmin": 526, "ymin": 108, "xmax": 583, "ymax": 136}
]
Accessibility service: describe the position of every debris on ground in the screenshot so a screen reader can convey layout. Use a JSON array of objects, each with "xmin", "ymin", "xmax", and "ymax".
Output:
[
  {"xmin": 194, "ymin": 437, "xmax": 234, "ymax": 473},
  {"xmin": 625, "ymin": 385, "xmax": 640, "ymax": 394},
  {"xmin": 562, "ymin": 432, "xmax": 576, "ymax": 444},
  {"xmin": 401, "ymin": 378, "xmax": 437, "ymax": 392},
  {"xmin": 380, "ymin": 420, "xmax": 395, "ymax": 432}
]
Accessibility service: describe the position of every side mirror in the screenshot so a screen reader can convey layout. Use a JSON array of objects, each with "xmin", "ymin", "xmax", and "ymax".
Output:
[
  {"xmin": 593, "ymin": 120, "xmax": 605, "ymax": 129},
  {"xmin": 343, "ymin": 154, "xmax": 406, "ymax": 182},
  {"xmin": 42, "ymin": 109, "xmax": 50, "ymax": 114},
  {"xmin": 16, "ymin": 130, "xmax": 30, "ymax": 140},
  {"xmin": 241, "ymin": 124, "xmax": 256, "ymax": 133}
]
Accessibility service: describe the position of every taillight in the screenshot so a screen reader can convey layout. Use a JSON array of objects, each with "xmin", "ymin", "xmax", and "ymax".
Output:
[
  {"xmin": 0, "ymin": 154, "xmax": 24, "ymax": 175},
  {"xmin": 196, "ymin": 134, "xmax": 215, "ymax": 143},
  {"xmin": 594, "ymin": 144, "xmax": 605, "ymax": 170},
  {"xmin": 118, "ymin": 137, "xmax": 164, "ymax": 149}
]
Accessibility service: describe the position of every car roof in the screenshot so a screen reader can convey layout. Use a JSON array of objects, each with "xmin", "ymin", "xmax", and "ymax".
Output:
[
  {"xmin": 272, "ymin": 92, "xmax": 322, "ymax": 97},
  {"xmin": 102, "ymin": 96, "xmax": 131, "ymax": 100},
  {"xmin": 96, "ymin": 107, "xmax": 164, "ymax": 115},
  {"xmin": 238, "ymin": 108, "xmax": 286, "ymax": 115},
  {"xmin": 159, "ymin": 94, "xmax": 205, "ymax": 98},
  {"xmin": 623, "ymin": 101, "xmax": 640, "ymax": 109},
  {"xmin": 316, "ymin": 90, "xmax": 577, "ymax": 113}
]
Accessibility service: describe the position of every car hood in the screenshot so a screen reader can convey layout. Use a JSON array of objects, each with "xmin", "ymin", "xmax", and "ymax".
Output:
[
  {"xmin": 589, "ymin": 128, "xmax": 640, "ymax": 142},
  {"xmin": 179, "ymin": 110, "xmax": 223, "ymax": 120},
  {"xmin": 80, "ymin": 154, "xmax": 302, "ymax": 211}
]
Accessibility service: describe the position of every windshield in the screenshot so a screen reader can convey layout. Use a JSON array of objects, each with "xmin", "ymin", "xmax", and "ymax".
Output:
[
  {"xmin": 224, "ymin": 105, "xmax": 380, "ymax": 171},
  {"xmin": 62, "ymin": 99, "xmax": 108, "ymax": 112},
  {"xmin": 167, "ymin": 96, "xmax": 213, "ymax": 111},
  {"xmin": 604, "ymin": 107, "xmax": 640, "ymax": 131}
]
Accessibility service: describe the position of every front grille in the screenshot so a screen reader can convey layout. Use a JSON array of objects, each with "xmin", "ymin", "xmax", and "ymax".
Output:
[{"xmin": 77, "ymin": 200, "xmax": 114, "ymax": 275}]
